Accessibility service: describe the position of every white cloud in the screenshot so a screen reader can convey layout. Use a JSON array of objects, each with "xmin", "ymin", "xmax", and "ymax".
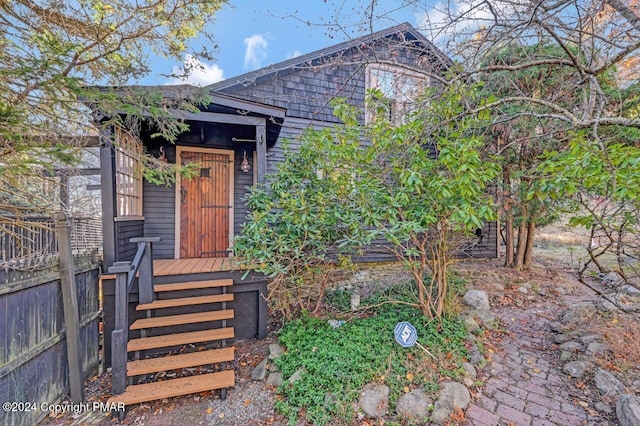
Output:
[
  {"xmin": 166, "ymin": 54, "xmax": 225, "ymax": 86},
  {"xmin": 286, "ymin": 50, "xmax": 302, "ymax": 60},
  {"xmin": 416, "ymin": 0, "xmax": 499, "ymax": 46},
  {"xmin": 243, "ymin": 34, "xmax": 269, "ymax": 70}
]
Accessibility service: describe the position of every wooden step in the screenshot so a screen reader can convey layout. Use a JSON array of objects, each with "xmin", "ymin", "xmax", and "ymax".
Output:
[
  {"xmin": 108, "ymin": 369, "xmax": 234, "ymax": 405},
  {"xmin": 154, "ymin": 279, "xmax": 233, "ymax": 293},
  {"xmin": 128, "ymin": 327, "xmax": 235, "ymax": 352},
  {"xmin": 130, "ymin": 309, "xmax": 234, "ymax": 330},
  {"xmin": 137, "ymin": 294, "xmax": 234, "ymax": 311},
  {"xmin": 127, "ymin": 347, "xmax": 235, "ymax": 376}
]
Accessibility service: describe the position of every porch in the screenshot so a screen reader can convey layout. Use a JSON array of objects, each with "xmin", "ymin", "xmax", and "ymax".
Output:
[{"xmin": 101, "ymin": 257, "xmax": 240, "ymax": 279}]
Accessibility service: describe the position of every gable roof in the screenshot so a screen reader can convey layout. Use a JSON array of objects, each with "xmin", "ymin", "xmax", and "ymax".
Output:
[{"xmin": 208, "ymin": 22, "xmax": 452, "ymax": 91}]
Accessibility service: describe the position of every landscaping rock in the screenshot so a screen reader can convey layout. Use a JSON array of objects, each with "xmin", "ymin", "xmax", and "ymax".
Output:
[
  {"xmin": 431, "ymin": 381, "xmax": 471, "ymax": 424},
  {"xmin": 594, "ymin": 368, "xmax": 625, "ymax": 397},
  {"xmin": 559, "ymin": 341, "xmax": 584, "ymax": 352},
  {"xmin": 461, "ymin": 363, "xmax": 476, "ymax": 387},
  {"xmin": 474, "ymin": 310, "xmax": 500, "ymax": 330},
  {"xmin": 595, "ymin": 401, "xmax": 613, "ymax": 414},
  {"xmin": 358, "ymin": 384, "xmax": 389, "ymax": 418},
  {"xmin": 562, "ymin": 361, "xmax": 593, "ymax": 379},
  {"xmin": 549, "ymin": 321, "xmax": 563, "ymax": 332},
  {"xmin": 462, "ymin": 362, "xmax": 477, "ymax": 380},
  {"xmin": 579, "ymin": 334, "xmax": 602, "ymax": 345},
  {"xmin": 617, "ymin": 394, "xmax": 640, "ymax": 426},
  {"xmin": 268, "ymin": 344, "xmax": 284, "ymax": 360},
  {"xmin": 463, "ymin": 290, "xmax": 490, "ymax": 311},
  {"xmin": 288, "ymin": 368, "xmax": 304, "ymax": 384},
  {"xmin": 469, "ymin": 344, "xmax": 486, "ymax": 366},
  {"xmin": 464, "ymin": 315, "xmax": 481, "ymax": 334},
  {"xmin": 598, "ymin": 297, "xmax": 619, "ymax": 313},
  {"xmin": 266, "ymin": 372, "xmax": 283, "ymax": 387},
  {"xmin": 554, "ymin": 334, "xmax": 572, "ymax": 344},
  {"xmin": 586, "ymin": 341, "xmax": 609, "ymax": 356},
  {"xmin": 250, "ymin": 357, "xmax": 268, "ymax": 381},
  {"xmin": 396, "ymin": 388, "xmax": 432, "ymax": 421},
  {"xmin": 518, "ymin": 286, "xmax": 529, "ymax": 294},
  {"xmin": 560, "ymin": 351, "xmax": 574, "ymax": 362}
]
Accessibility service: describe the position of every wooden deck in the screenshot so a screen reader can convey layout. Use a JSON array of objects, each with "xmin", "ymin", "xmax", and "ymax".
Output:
[
  {"xmin": 153, "ymin": 257, "xmax": 240, "ymax": 276},
  {"xmin": 101, "ymin": 257, "xmax": 244, "ymax": 280}
]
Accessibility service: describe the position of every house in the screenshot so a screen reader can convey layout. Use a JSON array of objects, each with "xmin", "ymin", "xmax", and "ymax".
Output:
[{"xmin": 99, "ymin": 22, "xmax": 498, "ymax": 408}]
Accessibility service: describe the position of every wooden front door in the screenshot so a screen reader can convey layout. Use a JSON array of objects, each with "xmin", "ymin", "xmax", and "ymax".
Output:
[{"xmin": 179, "ymin": 148, "xmax": 234, "ymax": 258}]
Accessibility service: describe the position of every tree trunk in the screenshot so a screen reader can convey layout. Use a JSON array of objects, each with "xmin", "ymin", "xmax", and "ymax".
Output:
[
  {"xmin": 523, "ymin": 220, "xmax": 536, "ymax": 269},
  {"xmin": 514, "ymin": 207, "xmax": 528, "ymax": 270},
  {"xmin": 502, "ymin": 165, "xmax": 514, "ymax": 267},
  {"xmin": 505, "ymin": 213, "xmax": 514, "ymax": 267}
]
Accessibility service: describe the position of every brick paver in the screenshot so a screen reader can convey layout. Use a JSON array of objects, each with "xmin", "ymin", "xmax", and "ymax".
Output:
[{"xmin": 463, "ymin": 294, "xmax": 614, "ymax": 426}]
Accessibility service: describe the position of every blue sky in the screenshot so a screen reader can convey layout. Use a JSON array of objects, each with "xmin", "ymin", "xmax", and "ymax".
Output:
[{"xmin": 135, "ymin": 0, "xmax": 457, "ymax": 87}]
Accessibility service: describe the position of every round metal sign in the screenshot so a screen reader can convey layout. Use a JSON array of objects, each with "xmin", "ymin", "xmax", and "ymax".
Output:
[{"xmin": 394, "ymin": 321, "xmax": 418, "ymax": 348}]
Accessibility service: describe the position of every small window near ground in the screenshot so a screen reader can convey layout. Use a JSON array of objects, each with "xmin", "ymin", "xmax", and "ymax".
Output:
[{"xmin": 115, "ymin": 128, "xmax": 143, "ymax": 218}]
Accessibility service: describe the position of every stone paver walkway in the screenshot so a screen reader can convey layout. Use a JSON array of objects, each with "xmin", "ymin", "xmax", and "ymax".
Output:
[{"xmin": 465, "ymin": 303, "xmax": 611, "ymax": 426}]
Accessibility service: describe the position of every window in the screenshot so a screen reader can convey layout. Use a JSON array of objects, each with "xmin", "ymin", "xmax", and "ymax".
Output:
[
  {"xmin": 115, "ymin": 128, "xmax": 143, "ymax": 218},
  {"xmin": 366, "ymin": 64, "xmax": 429, "ymax": 124}
]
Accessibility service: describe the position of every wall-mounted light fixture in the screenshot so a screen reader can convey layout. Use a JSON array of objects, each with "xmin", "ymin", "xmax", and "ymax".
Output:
[
  {"xmin": 241, "ymin": 150, "xmax": 251, "ymax": 173},
  {"xmin": 158, "ymin": 146, "xmax": 168, "ymax": 162}
]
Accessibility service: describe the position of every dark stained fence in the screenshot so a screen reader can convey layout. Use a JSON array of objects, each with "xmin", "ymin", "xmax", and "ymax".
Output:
[
  {"xmin": 0, "ymin": 253, "xmax": 100, "ymax": 426},
  {"xmin": 0, "ymin": 222, "xmax": 101, "ymax": 426}
]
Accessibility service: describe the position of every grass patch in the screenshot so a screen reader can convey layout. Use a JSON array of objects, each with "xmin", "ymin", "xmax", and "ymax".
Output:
[{"xmin": 274, "ymin": 282, "xmax": 469, "ymax": 425}]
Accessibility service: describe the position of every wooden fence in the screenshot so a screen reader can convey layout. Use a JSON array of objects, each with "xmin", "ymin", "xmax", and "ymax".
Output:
[
  {"xmin": 0, "ymin": 216, "xmax": 102, "ymax": 267},
  {"xmin": 0, "ymin": 220, "xmax": 101, "ymax": 426}
]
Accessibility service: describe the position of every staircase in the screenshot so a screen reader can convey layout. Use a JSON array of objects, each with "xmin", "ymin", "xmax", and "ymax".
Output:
[{"xmin": 106, "ymin": 239, "xmax": 235, "ymax": 409}]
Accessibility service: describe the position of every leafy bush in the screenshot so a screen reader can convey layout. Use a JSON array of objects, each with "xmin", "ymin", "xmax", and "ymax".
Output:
[{"xmin": 274, "ymin": 282, "xmax": 469, "ymax": 425}]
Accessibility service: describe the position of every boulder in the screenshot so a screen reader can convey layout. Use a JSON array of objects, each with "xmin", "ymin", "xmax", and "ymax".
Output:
[
  {"xmin": 558, "ymin": 341, "xmax": 584, "ymax": 352},
  {"xmin": 266, "ymin": 372, "xmax": 283, "ymax": 386},
  {"xmin": 431, "ymin": 382, "xmax": 471, "ymax": 424},
  {"xmin": 358, "ymin": 384, "xmax": 389, "ymax": 418},
  {"xmin": 594, "ymin": 368, "xmax": 625, "ymax": 397},
  {"xmin": 250, "ymin": 357, "xmax": 268, "ymax": 381},
  {"xmin": 268, "ymin": 343, "xmax": 285, "ymax": 360},
  {"xmin": 396, "ymin": 388, "xmax": 432, "ymax": 421},
  {"xmin": 586, "ymin": 342, "xmax": 610, "ymax": 356},
  {"xmin": 562, "ymin": 361, "xmax": 593, "ymax": 379},
  {"xmin": 617, "ymin": 394, "xmax": 640, "ymax": 426},
  {"xmin": 288, "ymin": 368, "xmax": 304, "ymax": 384},
  {"xmin": 463, "ymin": 290, "xmax": 490, "ymax": 311}
]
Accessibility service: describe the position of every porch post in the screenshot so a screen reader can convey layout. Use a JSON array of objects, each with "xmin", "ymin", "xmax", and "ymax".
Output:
[
  {"xmin": 256, "ymin": 124, "xmax": 267, "ymax": 184},
  {"xmin": 100, "ymin": 125, "xmax": 117, "ymax": 268}
]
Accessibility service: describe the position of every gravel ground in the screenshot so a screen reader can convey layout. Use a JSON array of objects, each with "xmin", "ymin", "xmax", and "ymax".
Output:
[{"xmin": 39, "ymin": 334, "xmax": 286, "ymax": 426}]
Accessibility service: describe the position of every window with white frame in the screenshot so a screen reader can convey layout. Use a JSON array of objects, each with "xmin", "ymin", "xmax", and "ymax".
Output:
[
  {"xmin": 365, "ymin": 64, "xmax": 429, "ymax": 124},
  {"xmin": 115, "ymin": 128, "xmax": 143, "ymax": 218}
]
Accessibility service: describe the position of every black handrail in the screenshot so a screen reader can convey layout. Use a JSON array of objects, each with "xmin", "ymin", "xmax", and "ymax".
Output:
[{"xmin": 108, "ymin": 237, "xmax": 160, "ymax": 396}]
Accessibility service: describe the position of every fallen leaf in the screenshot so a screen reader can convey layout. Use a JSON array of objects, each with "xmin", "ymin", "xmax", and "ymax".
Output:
[
  {"xmin": 578, "ymin": 401, "xmax": 589, "ymax": 408},
  {"xmin": 206, "ymin": 407, "xmax": 213, "ymax": 414},
  {"xmin": 218, "ymin": 413, "xmax": 225, "ymax": 419},
  {"xmin": 532, "ymin": 368, "xmax": 540, "ymax": 373},
  {"xmin": 243, "ymin": 399, "xmax": 251, "ymax": 407},
  {"xmin": 403, "ymin": 386, "xmax": 410, "ymax": 393},
  {"xmin": 406, "ymin": 372, "xmax": 414, "ymax": 382}
]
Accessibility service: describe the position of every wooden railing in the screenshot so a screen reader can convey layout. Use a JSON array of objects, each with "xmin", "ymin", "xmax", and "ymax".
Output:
[{"xmin": 108, "ymin": 237, "xmax": 161, "ymax": 395}]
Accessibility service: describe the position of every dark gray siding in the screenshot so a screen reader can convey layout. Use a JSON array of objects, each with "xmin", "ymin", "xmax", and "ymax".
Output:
[
  {"xmin": 115, "ymin": 220, "xmax": 143, "ymax": 261},
  {"xmin": 143, "ymin": 181, "xmax": 175, "ymax": 259},
  {"xmin": 219, "ymin": 39, "xmax": 441, "ymax": 123}
]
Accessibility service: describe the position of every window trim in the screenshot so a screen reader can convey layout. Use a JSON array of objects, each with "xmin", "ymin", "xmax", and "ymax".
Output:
[
  {"xmin": 365, "ymin": 63, "xmax": 430, "ymax": 125},
  {"xmin": 114, "ymin": 128, "xmax": 144, "ymax": 218}
]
